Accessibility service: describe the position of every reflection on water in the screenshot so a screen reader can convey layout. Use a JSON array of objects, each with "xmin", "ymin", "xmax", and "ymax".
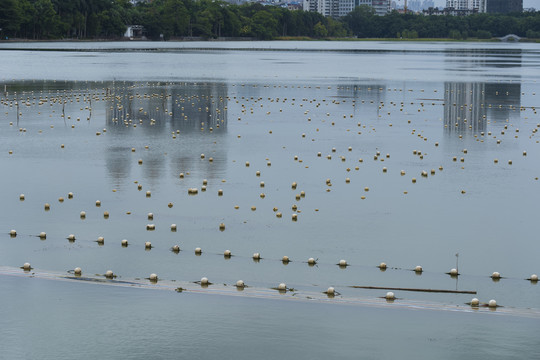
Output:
[
  {"xmin": 103, "ymin": 82, "xmax": 229, "ymax": 185},
  {"xmin": 445, "ymin": 48, "xmax": 523, "ymax": 69},
  {"xmin": 106, "ymin": 82, "xmax": 228, "ymax": 133},
  {"xmin": 444, "ymin": 82, "xmax": 521, "ymax": 135}
]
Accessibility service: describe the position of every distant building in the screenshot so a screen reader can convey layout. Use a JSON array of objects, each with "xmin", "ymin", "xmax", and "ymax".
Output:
[
  {"xmin": 303, "ymin": 0, "xmax": 335, "ymax": 16},
  {"xmin": 287, "ymin": 2, "xmax": 303, "ymax": 10},
  {"xmin": 446, "ymin": 0, "xmax": 486, "ymax": 12},
  {"xmin": 124, "ymin": 25, "xmax": 145, "ymax": 39},
  {"xmin": 486, "ymin": 0, "xmax": 522, "ymax": 13},
  {"xmin": 303, "ymin": 0, "xmax": 390, "ymax": 17},
  {"xmin": 371, "ymin": 0, "xmax": 391, "ymax": 15}
]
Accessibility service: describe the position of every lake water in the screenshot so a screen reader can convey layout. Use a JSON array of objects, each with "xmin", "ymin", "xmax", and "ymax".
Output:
[{"xmin": 1, "ymin": 41, "xmax": 539, "ymax": 358}]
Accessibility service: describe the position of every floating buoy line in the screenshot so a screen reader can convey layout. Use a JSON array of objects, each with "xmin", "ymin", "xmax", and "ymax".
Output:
[
  {"xmin": 4, "ymin": 230, "xmax": 538, "ymax": 286},
  {"xmin": 1, "ymin": 266, "xmax": 539, "ymax": 319}
]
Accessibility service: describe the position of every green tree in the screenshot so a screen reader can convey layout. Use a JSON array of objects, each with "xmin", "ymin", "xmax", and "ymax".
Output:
[
  {"xmin": 313, "ymin": 21, "xmax": 327, "ymax": 38},
  {"xmin": 449, "ymin": 29, "xmax": 461, "ymax": 40},
  {"xmin": 343, "ymin": 5, "xmax": 375, "ymax": 38},
  {"xmin": 476, "ymin": 29, "xmax": 492, "ymax": 39},
  {"xmin": 33, "ymin": 0, "xmax": 61, "ymax": 38},
  {"xmin": 251, "ymin": 10, "xmax": 277, "ymax": 40},
  {"xmin": 0, "ymin": 0, "xmax": 23, "ymax": 37}
]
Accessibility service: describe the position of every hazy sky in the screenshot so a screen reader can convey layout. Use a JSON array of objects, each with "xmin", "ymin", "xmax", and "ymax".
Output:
[{"xmin": 421, "ymin": 0, "xmax": 536, "ymax": 8}]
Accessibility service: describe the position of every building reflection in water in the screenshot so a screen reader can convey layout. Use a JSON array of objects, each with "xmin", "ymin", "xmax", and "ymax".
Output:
[
  {"xmin": 444, "ymin": 48, "xmax": 523, "ymax": 70},
  {"xmin": 104, "ymin": 81, "xmax": 228, "ymax": 187},
  {"xmin": 443, "ymin": 47, "xmax": 522, "ymax": 136},
  {"xmin": 443, "ymin": 82, "xmax": 521, "ymax": 135},
  {"xmin": 336, "ymin": 84, "xmax": 386, "ymax": 118}
]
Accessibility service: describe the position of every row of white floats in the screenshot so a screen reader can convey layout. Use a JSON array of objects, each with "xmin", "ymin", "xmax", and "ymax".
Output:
[
  {"xmin": 18, "ymin": 262, "xmax": 503, "ymax": 308},
  {"xmin": 12, "ymin": 235, "xmax": 538, "ymax": 282}
]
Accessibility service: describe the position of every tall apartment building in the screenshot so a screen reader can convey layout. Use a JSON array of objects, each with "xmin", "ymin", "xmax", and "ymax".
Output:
[
  {"xmin": 304, "ymin": 0, "xmax": 390, "ymax": 17},
  {"xmin": 371, "ymin": 0, "xmax": 391, "ymax": 14},
  {"xmin": 446, "ymin": 0, "xmax": 486, "ymax": 12}
]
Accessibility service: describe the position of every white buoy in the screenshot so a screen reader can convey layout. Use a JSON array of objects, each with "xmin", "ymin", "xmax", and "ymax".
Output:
[
  {"xmin": 385, "ymin": 292, "xmax": 395, "ymax": 300},
  {"xmin": 145, "ymin": 241, "xmax": 152, "ymax": 249},
  {"xmin": 308, "ymin": 257, "xmax": 316, "ymax": 265},
  {"xmin": 200, "ymin": 277, "xmax": 209, "ymax": 285},
  {"xmin": 22, "ymin": 262, "xmax": 31, "ymax": 271},
  {"xmin": 414, "ymin": 265, "xmax": 423, "ymax": 273},
  {"xmin": 67, "ymin": 234, "xmax": 76, "ymax": 241},
  {"xmin": 491, "ymin": 271, "xmax": 501, "ymax": 279},
  {"xmin": 105, "ymin": 270, "xmax": 114, "ymax": 279},
  {"xmin": 172, "ymin": 245, "xmax": 180, "ymax": 252},
  {"xmin": 530, "ymin": 274, "xmax": 538, "ymax": 282},
  {"xmin": 39, "ymin": 232, "xmax": 46, "ymax": 239},
  {"xmin": 171, "ymin": 224, "xmax": 177, "ymax": 231},
  {"xmin": 470, "ymin": 298, "xmax": 480, "ymax": 306},
  {"xmin": 74, "ymin": 267, "xmax": 82, "ymax": 276},
  {"xmin": 278, "ymin": 283, "xmax": 287, "ymax": 291},
  {"xmin": 121, "ymin": 239, "xmax": 128, "ymax": 246},
  {"xmin": 236, "ymin": 280, "xmax": 245, "ymax": 288},
  {"xmin": 449, "ymin": 268, "xmax": 458, "ymax": 276},
  {"xmin": 488, "ymin": 299, "xmax": 497, "ymax": 308},
  {"xmin": 253, "ymin": 252, "xmax": 261, "ymax": 260},
  {"xmin": 327, "ymin": 287, "xmax": 335, "ymax": 295},
  {"xmin": 339, "ymin": 259, "xmax": 347, "ymax": 267},
  {"xmin": 195, "ymin": 247, "xmax": 202, "ymax": 254},
  {"xmin": 224, "ymin": 250, "xmax": 232, "ymax": 257},
  {"xmin": 149, "ymin": 273, "xmax": 158, "ymax": 282},
  {"xmin": 10, "ymin": 230, "xmax": 17, "ymax": 237}
]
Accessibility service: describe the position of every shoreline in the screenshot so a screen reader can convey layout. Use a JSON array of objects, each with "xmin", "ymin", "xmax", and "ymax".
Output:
[{"xmin": 1, "ymin": 37, "xmax": 538, "ymax": 43}]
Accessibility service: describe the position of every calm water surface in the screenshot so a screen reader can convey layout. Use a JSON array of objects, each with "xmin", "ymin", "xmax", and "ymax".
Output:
[{"xmin": 0, "ymin": 41, "xmax": 539, "ymax": 358}]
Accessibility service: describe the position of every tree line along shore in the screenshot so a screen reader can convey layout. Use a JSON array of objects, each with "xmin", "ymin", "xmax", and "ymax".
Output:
[{"xmin": 1, "ymin": 0, "xmax": 539, "ymax": 41}]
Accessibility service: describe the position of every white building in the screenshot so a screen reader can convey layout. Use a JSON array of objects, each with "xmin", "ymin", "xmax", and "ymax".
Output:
[
  {"xmin": 371, "ymin": 0, "xmax": 391, "ymax": 14},
  {"xmin": 446, "ymin": 0, "xmax": 486, "ymax": 12},
  {"xmin": 303, "ymin": 0, "xmax": 390, "ymax": 17}
]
